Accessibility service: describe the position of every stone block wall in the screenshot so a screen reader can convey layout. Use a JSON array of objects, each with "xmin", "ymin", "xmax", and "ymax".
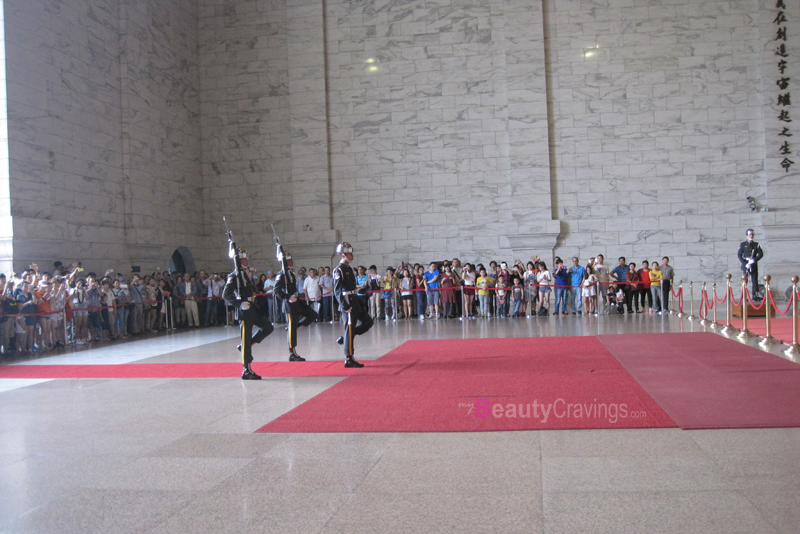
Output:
[{"xmin": 5, "ymin": 0, "xmax": 202, "ymax": 274}]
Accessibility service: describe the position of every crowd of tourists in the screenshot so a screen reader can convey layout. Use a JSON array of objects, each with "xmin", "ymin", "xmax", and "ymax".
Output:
[{"xmin": 0, "ymin": 254, "xmax": 676, "ymax": 360}]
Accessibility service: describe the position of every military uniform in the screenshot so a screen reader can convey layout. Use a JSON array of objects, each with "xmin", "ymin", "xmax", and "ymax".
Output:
[
  {"xmin": 334, "ymin": 259, "xmax": 373, "ymax": 365},
  {"xmin": 274, "ymin": 266, "xmax": 318, "ymax": 358},
  {"xmin": 737, "ymin": 236, "xmax": 764, "ymax": 298},
  {"xmin": 223, "ymin": 271, "xmax": 274, "ymax": 378}
]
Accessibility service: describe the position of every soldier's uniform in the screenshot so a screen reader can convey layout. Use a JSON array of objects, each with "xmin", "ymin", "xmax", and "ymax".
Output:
[
  {"xmin": 274, "ymin": 261, "xmax": 318, "ymax": 360},
  {"xmin": 223, "ymin": 268, "xmax": 274, "ymax": 379},
  {"xmin": 333, "ymin": 243, "xmax": 373, "ymax": 367},
  {"xmin": 737, "ymin": 230, "xmax": 764, "ymax": 299}
]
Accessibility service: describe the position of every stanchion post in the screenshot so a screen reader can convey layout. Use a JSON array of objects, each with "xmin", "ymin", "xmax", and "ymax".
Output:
[
  {"xmin": 699, "ymin": 282, "xmax": 708, "ymax": 325},
  {"xmin": 737, "ymin": 273, "xmax": 757, "ymax": 340},
  {"xmin": 721, "ymin": 274, "xmax": 737, "ymax": 334},
  {"xmin": 759, "ymin": 274, "xmax": 780, "ymax": 346},
  {"xmin": 785, "ymin": 276, "xmax": 800, "ymax": 356},
  {"xmin": 709, "ymin": 282, "xmax": 719, "ymax": 330},
  {"xmin": 676, "ymin": 281, "xmax": 684, "ymax": 318},
  {"xmin": 688, "ymin": 281, "xmax": 697, "ymax": 321}
]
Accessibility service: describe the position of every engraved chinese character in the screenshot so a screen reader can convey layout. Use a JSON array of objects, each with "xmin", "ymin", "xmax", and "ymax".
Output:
[
  {"xmin": 777, "ymin": 77, "xmax": 791, "ymax": 90},
  {"xmin": 776, "ymin": 44, "xmax": 789, "ymax": 58},
  {"xmin": 781, "ymin": 157, "xmax": 794, "ymax": 171},
  {"xmin": 778, "ymin": 93, "xmax": 792, "ymax": 106},
  {"xmin": 776, "ymin": 27, "xmax": 787, "ymax": 41},
  {"xmin": 780, "ymin": 141, "xmax": 791, "ymax": 155},
  {"xmin": 779, "ymin": 110, "xmax": 792, "ymax": 122},
  {"xmin": 774, "ymin": 11, "xmax": 787, "ymax": 24},
  {"xmin": 779, "ymin": 59, "xmax": 789, "ymax": 74},
  {"xmin": 779, "ymin": 127, "xmax": 793, "ymax": 136},
  {"xmin": 777, "ymin": 0, "xmax": 786, "ymax": 8}
]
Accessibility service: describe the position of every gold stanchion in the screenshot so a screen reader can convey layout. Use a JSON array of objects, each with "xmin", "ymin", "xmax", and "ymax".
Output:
[
  {"xmin": 700, "ymin": 282, "xmax": 709, "ymax": 325},
  {"xmin": 709, "ymin": 282, "xmax": 719, "ymax": 330},
  {"xmin": 688, "ymin": 281, "xmax": 697, "ymax": 321},
  {"xmin": 785, "ymin": 276, "xmax": 800, "ymax": 356},
  {"xmin": 676, "ymin": 280, "xmax": 684, "ymax": 318},
  {"xmin": 759, "ymin": 275, "xmax": 780, "ymax": 346},
  {"xmin": 737, "ymin": 273, "xmax": 757, "ymax": 340},
  {"xmin": 721, "ymin": 274, "xmax": 738, "ymax": 335}
]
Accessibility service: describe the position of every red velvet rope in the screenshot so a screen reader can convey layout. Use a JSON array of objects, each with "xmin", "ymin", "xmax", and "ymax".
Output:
[
  {"xmin": 769, "ymin": 288, "xmax": 794, "ymax": 316},
  {"xmin": 729, "ymin": 286, "xmax": 744, "ymax": 307},
  {"xmin": 745, "ymin": 288, "xmax": 766, "ymax": 310}
]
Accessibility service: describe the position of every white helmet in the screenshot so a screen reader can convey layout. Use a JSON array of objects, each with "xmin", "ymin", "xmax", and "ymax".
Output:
[{"xmin": 336, "ymin": 242, "xmax": 353, "ymax": 255}]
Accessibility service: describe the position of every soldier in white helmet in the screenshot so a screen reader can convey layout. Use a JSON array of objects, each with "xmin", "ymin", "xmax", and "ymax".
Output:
[{"xmin": 333, "ymin": 242, "xmax": 373, "ymax": 367}]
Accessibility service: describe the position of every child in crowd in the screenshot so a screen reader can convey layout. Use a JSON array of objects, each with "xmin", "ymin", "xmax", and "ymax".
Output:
[
  {"xmin": 415, "ymin": 266, "xmax": 427, "ymax": 320},
  {"xmin": 382, "ymin": 267, "xmax": 398, "ymax": 321},
  {"xmin": 400, "ymin": 268, "xmax": 414, "ymax": 320},
  {"xmin": 440, "ymin": 264, "xmax": 457, "ymax": 318},
  {"xmin": 368, "ymin": 265, "xmax": 383, "ymax": 319},
  {"xmin": 496, "ymin": 275, "xmax": 507, "ymax": 318},
  {"xmin": 476, "ymin": 267, "xmax": 492, "ymax": 317},
  {"xmin": 461, "ymin": 263, "xmax": 476, "ymax": 318},
  {"xmin": 649, "ymin": 261, "xmax": 663, "ymax": 313},
  {"xmin": 582, "ymin": 267, "xmax": 598, "ymax": 315},
  {"xmin": 536, "ymin": 262, "xmax": 552, "ymax": 314},
  {"xmin": 511, "ymin": 276, "xmax": 524, "ymax": 317},
  {"xmin": 614, "ymin": 286, "xmax": 626, "ymax": 314}
]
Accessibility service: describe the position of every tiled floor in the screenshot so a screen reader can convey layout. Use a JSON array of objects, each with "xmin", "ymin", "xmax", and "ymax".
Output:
[{"xmin": 0, "ymin": 312, "xmax": 798, "ymax": 533}]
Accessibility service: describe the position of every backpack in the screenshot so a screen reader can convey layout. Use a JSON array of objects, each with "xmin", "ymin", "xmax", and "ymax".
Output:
[{"xmin": 537, "ymin": 305, "xmax": 548, "ymax": 316}]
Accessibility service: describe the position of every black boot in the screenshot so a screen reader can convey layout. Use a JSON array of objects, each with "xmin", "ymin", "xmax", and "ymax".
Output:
[
  {"xmin": 241, "ymin": 364, "xmax": 262, "ymax": 380},
  {"xmin": 344, "ymin": 357, "xmax": 364, "ymax": 368},
  {"xmin": 289, "ymin": 349, "xmax": 306, "ymax": 362}
]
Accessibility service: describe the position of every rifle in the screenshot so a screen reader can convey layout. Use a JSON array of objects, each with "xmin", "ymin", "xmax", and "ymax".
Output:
[
  {"xmin": 271, "ymin": 223, "xmax": 290, "ymax": 276},
  {"xmin": 224, "ymin": 216, "xmax": 243, "ymax": 294}
]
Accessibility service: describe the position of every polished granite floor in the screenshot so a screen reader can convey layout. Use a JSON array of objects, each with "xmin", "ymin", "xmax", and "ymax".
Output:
[{"xmin": 1, "ymin": 311, "xmax": 798, "ymax": 534}]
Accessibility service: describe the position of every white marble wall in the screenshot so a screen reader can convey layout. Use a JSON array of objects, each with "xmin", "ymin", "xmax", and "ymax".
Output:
[
  {"xmin": 548, "ymin": 0, "xmax": 783, "ymax": 281},
  {"xmin": 4, "ymin": 0, "xmax": 798, "ymax": 287},
  {"xmin": 325, "ymin": 0, "xmax": 557, "ymax": 269},
  {"xmin": 5, "ymin": 0, "xmax": 202, "ymax": 274}
]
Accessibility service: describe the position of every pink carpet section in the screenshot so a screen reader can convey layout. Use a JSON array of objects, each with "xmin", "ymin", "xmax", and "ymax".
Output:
[
  {"xmin": 599, "ymin": 332, "xmax": 800, "ymax": 429},
  {"xmin": 0, "ymin": 361, "xmax": 361, "ymax": 379},
  {"xmin": 256, "ymin": 337, "xmax": 677, "ymax": 433},
  {"xmin": 729, "ymin": 317, "xmax": 794, "ymax": 345}
]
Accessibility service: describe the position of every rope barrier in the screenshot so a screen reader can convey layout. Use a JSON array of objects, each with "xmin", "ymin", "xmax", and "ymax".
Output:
[
  {"xmin": 745, "ymin": 288, "xmax": 766, "ymax": 310},
  {"xmin": 770, "ymin": 289, "xmax": 793, "ymax": 316}
]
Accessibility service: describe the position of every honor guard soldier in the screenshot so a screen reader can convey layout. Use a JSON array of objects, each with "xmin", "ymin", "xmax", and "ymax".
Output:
[
  {"xmin": 737, "ymin": 228, "xmax": 764, "ymax": 300},
  {"xmin": 222, "ymin": 223, "xmax": 274, "ymax": 380},
  {"xmin": 274, "ymin": 247, "xmax": 318, "ymax": 361},
  {"xmin": 334, "ymin": 242, "xmax": 373, "ymax": 367}
]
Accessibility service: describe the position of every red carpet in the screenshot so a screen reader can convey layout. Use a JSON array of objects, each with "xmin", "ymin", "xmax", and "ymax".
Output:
[
  {"xmin": 599, "ymin": 332, "xmax": 800, "ymax": 429},
  {"xmin": 256, "ymin": 337, "xmax": 677, "ymax": 433},
  {"xmin": 729, "ymin": 317, "xmax": 794, "ymax": 345},
  {"xmin": 0, "ymin": 361, "xmax": 360, "ymax": 379}
]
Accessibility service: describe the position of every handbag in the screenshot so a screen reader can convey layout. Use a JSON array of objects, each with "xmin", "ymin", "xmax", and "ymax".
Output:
[{"xmin": 537, "ymin": 305, "xmax": 548, "ymax": 316}]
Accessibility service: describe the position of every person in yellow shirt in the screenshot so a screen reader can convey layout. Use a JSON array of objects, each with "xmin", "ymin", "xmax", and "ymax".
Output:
[
  {"xmin": 648, "ymin": 262, "xmax": 663, "ymax": 314},
  {"xmin": 476, "ymin": 267, "xmax": 493, "ymax": 318}
]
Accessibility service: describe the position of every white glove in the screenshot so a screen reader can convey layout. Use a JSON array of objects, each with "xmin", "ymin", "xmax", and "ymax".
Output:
[
  {"xmin": 241, "ymin": 302, "xmax": 250, "ymax": 310},
  {"xmin": 747, "ymin": 258, "xmax": 754, "ymax": 267}
]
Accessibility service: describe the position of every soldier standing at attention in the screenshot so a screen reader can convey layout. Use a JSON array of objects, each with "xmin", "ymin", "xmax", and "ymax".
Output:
[
  {"xmin": 334, "ymin": 242, "xmax": 373, "ymax": 368},
  {"xmin": 737, "ymin": 228, "xmax": 764, "ymax": 300}
]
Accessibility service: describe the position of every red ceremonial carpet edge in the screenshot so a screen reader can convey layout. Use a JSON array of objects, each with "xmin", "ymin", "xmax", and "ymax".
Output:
[
  {"xmin": 256, "ymin": 336, "xmax": 678, "ymax": 433},
  {"xmin": 599, "ymin": 332, "xmax": 800, "ymax": 429}
]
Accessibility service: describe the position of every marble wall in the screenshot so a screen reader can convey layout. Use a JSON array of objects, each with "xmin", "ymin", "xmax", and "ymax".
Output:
[
  {"xmin": 4, "ymin": 0, "xmax": 799, "ymax": 287},
  {"xmin": 5, "ymin": 0, "xmax": 202, "ymax": 274}
]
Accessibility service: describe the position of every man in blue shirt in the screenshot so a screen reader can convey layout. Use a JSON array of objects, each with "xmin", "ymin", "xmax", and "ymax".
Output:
[
  {"xmin": 611, "ymin": 257, "xmax": 633, "ymax": 313},
  {"xmin": 424, "ymin": 262, "xmax": 441, "ymax": 318},
  {"xmin": 553, "ymin": 258, "xmax": 570, "ymax": 316},
  {"xmin": 567, "ymin": 257, "xmax": 586, "ymax": 314}
]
